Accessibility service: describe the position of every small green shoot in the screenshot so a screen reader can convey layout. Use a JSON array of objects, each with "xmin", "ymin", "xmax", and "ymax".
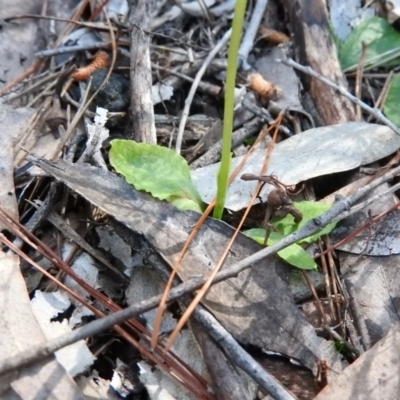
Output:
[
  {"xmin": 213, "ymin": 0, "xmax": 247, "ymax": 219},
  {"xmin": 244, "ymin": 201, "xmax": 337, "ymax": 270},
  {"xmin": 109, "ymin": 140, "xmax": 204, "ymax": 213}
]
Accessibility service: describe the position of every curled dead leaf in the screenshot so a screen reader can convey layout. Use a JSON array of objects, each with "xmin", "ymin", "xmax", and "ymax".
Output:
[
  {"xmin": 248, "ymin": 72, "xmax": 282, "ymax": 100},
  {"xmin": 258, "ymin": 26, "xmax": 290, "ymax": 45}
]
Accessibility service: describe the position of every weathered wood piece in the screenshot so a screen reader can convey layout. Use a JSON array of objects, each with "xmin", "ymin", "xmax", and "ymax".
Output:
[
  {"xmin": 282, "ymin": 0, "xmax": 356, "ymax": 124},
  {"xmin": 129, "ymin": 0, "xmax": 157, "ymax": 143}
]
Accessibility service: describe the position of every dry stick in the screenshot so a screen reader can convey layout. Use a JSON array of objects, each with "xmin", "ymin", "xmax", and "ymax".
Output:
[
  {"xmin": 36, "ymin": 42, "xmax": 114, "ymax": 58},
  {"xmin": 319, "ymin": 240, "xmax": 337, "ymax": 323},
  {"xmin": 190, "ymin": 117, "xmax": 262, "ymax": 169},
  {"xmin": 326, "ymin": 237, "xmax": 341, "ymax": 326},
  {"xmin": 129, "ymin": 0, "xmax": 157, "ymax": 144},
  {"xmin": 301, "ymin": 270, "xmax": 329, "ymax": 327},
  {"xmin": 374, "ymin": 70, "xmax": 393, "ymax": 110},
  {"xmin": 175, "ymin": 28, "xmax": 232, "ymax": 153},
  {"xmin": 193, "ymin": 307, "xmax": 297, "ymax": 400},
  {"xmin": 355, "ymin": 42, "xmax": 367, "ymax": 121},
  {"xmin": 332, "ymin": 181, "xmax": 400, "ymax": 224},
  {"xmin": 241, "ymin": 98, "xmax": 292, "ymax": 136},
  {"xmin": 152, "ymin": 64, "xmax": 222, "ymax": 97},
  {"xmin": 282, "ymin": 58, "xmax": 400, "ymax": 136},
  {"xmin": 344, "ymin": 279, "xmax": 372, "ymax": 351},
  {"xmin": 238, "ymin": 0, "xmax": 269, "ymax": 70},
  {"xmin": 1, "ymin": 164, "xmax": 399, "ymax": 379},
  {"xmin": 6, "ymin": 14, "xmax": 114, "ymax": 34}
]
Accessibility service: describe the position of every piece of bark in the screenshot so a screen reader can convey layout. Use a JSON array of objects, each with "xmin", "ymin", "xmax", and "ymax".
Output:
[
  {"xmin": 129, "ymin": 0, "xmax": 157, "ymax": 143},
  {"xmin": 282, "ymin": 0, "xmax": 356, "ymax": 125}
]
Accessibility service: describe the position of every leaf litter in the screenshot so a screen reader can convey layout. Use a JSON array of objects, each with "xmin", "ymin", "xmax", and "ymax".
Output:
[{"xmin": 3, "ymin": 0, "xmax": 400, "ymax": 399}]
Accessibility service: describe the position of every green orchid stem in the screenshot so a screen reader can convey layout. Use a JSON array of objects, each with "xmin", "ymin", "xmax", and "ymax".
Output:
[{"xmin": 213, "ymin": 0, "xmax": 247, "ymax": 219}]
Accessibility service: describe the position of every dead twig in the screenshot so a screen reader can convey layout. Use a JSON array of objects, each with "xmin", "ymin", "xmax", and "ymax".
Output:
[
  {"xmin": 238, "ymin": 0, "xmax": 269, "ymax": 70},
  {"xmin": 282, "ymin": 58, "xmax": 400, "ymax": 136},
  {"xmin": 129, "ymin": 0, "xmax": 157, "ymax": 143},
  {"xmin": 175, "ymin": 28, "xmax": 232, "ymax": 153},
  {"xmin": 193, "ymin": 306, "xmax": 297, "ymax": 400},
  {"xmin": 241, "ymin": 98, "xmax": 292, "ymax": 136},
  {"xmin": 189, "ymin": 117, "xmax": 262, "ymax": 169}
]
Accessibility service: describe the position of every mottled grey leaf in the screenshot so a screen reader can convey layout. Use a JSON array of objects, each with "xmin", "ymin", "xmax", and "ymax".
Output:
[{"xmin": 192, "ymin": 122, "xmax": 400, "ymax": 211}]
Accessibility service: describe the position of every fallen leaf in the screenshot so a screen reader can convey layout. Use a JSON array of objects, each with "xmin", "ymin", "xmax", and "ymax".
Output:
[
  {"xmin": 339, "ymin": 16, "xmax": 400, "ymax": 71},
  {"xmin": 0, "ymin": 251, "xmax": 83, "ymax": 399},
  {"xmin": 191, "ymin": 122, "xmax": 400, "ymax": 211}
]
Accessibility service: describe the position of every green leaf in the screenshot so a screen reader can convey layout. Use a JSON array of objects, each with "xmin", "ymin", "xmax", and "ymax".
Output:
[
  {"xmin": 384, "ymin": 76, "xmax": 400, "ymax": 127},
  {"xmin": 339, "ymin": 16, "xmax": 400, "ymax": 71},
  {"xmin": 272, "ymin": 201, "xmax": 337, "ymax": 243},
  {"xmin": 109, "ymin": 140, "xmax": 204, "ymax": 212},
  {"xmin": 244, "ymin": 229, "xmax": 317, "ymax": 270}
]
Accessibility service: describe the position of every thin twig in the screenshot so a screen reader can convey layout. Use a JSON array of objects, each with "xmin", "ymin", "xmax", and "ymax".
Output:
[
  {"xmin": 319, "ymin": 240, "xmax": 337, "ymax": 323},
  {"xmin": 282, "ymin": 58, "xmax": 400, "ymax": 136},
  {"xmin": 175, "ymin": 28, "xmax": 232, "ymax": 153},
  {"xmin": 301, "ymin": 270, "xmax": 329, "ymax": 326},
  {"xmin": 241, "ymin": 98, "xmax": 292, "ymax": 136},
  {"xmin": 332, "ymin": 181, "xmax": 400, "ymax": 223},
  {"xmin": 238, "ymin": 0, "xmax": 269, "ymax": 70},
  {"xmin": 193, "ymin": 306, "xmax": 296, "ymax": 400},
  {"xmin": 36, "ymin": 42, "xmax": 113, "ymax": 58},
  {"xmin": 355, "ymin": 42, "xmax": 367, "ymax": 121},
  {"xmin": 375, "ymin": 70, "xmax": 393, "ymax": 110}
]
